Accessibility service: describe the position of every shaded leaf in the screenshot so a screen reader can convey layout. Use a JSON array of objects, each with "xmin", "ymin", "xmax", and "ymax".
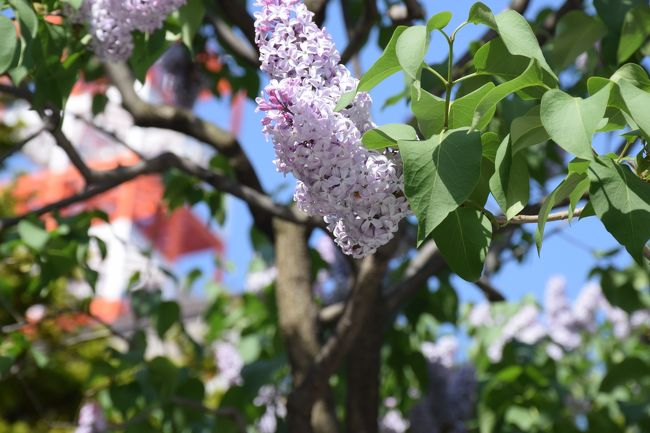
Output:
[
  {"xmin": 489, "ymin": 135, "xmax": 530, "ymax": 220},
  {"xmin": 432, "ymin": 208, "xmax": 492, "ymax": 281},
  {"xmin": 588, "ymin": 156, "xmax": 650, "ymax": 263},
  {"xmin": 400, "ymin": 129, "xmax": 482, "ymax": 244}
]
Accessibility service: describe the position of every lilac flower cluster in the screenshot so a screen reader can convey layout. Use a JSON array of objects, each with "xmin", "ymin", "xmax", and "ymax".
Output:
[
  {"xmin": 75, "ymin": 402, "xmax": 108, "ymax": 433},
  {"xmin": 253, "ymin": 384, "xmax": 287, "ymax": 433},
  {"xmin": 411, "ymin": 336, "xmax": 477, "ymax": 433},
  {"xmin": 254, "ymin": 0, "xmax": 409, "ymax": 257},
  {"xmin": 380, "ymin": 409, "xmax": 410, "ymax": 433},
  {"xmin": 66, "ymin": 0, "xmax": 186, "ymax": 61},
  {"xmin": 206, "ymin": 341, "xmax": 244, "ymax": 392},
  {"xmin": 469, "ymin": 276, "xmax": 650, "ymax": 362}
]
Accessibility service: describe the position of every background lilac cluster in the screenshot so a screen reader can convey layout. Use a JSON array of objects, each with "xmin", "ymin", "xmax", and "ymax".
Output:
[
  {"xmin": 254, "ymin": 0, "xmax": 409, "ymax": 258},
  {"xmin": 66, "ymin": 0, "xmax": 186, "ymax": 61},
  {"xmin": 469, "ymin": 276, "xmax": 650, "ymax": 362}
]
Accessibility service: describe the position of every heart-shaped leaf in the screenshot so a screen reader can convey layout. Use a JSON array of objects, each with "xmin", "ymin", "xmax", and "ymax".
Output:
[{"xmin": 541, "ymin": 84, "xmax": 611, "ymax": 160}]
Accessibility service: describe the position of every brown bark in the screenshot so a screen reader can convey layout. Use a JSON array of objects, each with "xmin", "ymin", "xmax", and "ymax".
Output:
[{"xmin": 274, "ymin": 219, "xmax": 339, "ymax": 433}]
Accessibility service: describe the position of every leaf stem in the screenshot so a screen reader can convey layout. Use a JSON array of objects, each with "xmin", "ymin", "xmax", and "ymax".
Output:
[
  {"xmin": 424, "ymin": 64, "xmax": 448, "ymax": 87},
  {"xmin": 439, "ymin": 29, "xmax": 454, "ymax": 130},
  {"xmin": 452, "ymin": 72, "xmax": 480, "ymax": 85},
  {"xmin": 617, "ymin": 139, "xmax": 633, "ymax": 161}
]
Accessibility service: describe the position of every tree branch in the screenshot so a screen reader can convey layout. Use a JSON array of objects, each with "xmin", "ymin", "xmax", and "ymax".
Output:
[
  {"xmin": 474, "ymin": 277, "xmax": 506, "ymax": 302},
  {"xmin": 214, "ymin": 0, "xmax": 257, "ymax": 48},
  {"xmin": 104, "ymin": 62, "xmax": 276, "ymax": 237},
  {"xmin": 496, "ymin": 207, "xmax": 584, "ymax": 226},
  {"xmin": 340, "ymin": 0, "xmax": 378, "ymax": 64},
  {"xmin": 0, "ymin": 127, "xmax": 47, "ymax": 165},
  {"xmin": 0, "ymin": 152, "xmax": 322, "ymax": 232},
  {"xmin": 384, "ymin": 241, "xmax": 446, "ymax": 313},
  {"xmin": 208, "ymin": 14, "xmax": 260, "ymax": 68}
]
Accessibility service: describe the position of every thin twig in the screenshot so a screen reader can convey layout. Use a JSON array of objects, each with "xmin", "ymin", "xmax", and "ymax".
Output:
[
  {"xmin": 0, "ymin": 127, "xmax": 47, "ymax": 165},
  {"xmin": 496, "ymin": 207, "xmax": 584, "ymax": 226}
]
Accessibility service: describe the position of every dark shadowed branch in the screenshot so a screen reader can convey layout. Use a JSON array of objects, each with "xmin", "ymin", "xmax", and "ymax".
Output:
[{"xmin": 0, "ymin": 152, "xmax": 323, "ymax": 232}]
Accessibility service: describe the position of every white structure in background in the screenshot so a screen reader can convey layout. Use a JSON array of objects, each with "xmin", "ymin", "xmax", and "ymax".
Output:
[{"xmin": 3, "ymin": 48, "xmax": 224, "ymax": 305}]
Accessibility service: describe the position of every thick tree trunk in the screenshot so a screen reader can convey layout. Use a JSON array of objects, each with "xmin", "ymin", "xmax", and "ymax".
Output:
[
  {"xmin": 274, "ymin": 219, "xmax": 339, "ymax": 433},
  {"xmin": 345, "ymin": 303, "xmax": 383, "ymax": 433}
]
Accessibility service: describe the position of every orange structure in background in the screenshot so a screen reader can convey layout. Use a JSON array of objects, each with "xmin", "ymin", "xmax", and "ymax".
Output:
[{"xmin": 12, "ymin": 152, "xmax": 225, "ymax": 261}]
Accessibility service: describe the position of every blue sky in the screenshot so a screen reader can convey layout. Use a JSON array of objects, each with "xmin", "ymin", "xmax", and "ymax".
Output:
[{"xmin": 196, "ymin": 0, "xmax": 633, "ymax": 303}]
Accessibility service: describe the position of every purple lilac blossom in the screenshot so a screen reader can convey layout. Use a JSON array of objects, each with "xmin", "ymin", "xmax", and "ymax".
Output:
[
  {"xmin": 573, "ymin": 282, "xmax": 602, "ymax": 332},
  {"xmin": 65, "ymin": 0, "xmax": 186, "ymax": 61},
  {"xmin": 476, "ymin": 276, "xmax": 650, "ymax": 362},
  {"xmin": 421, "ymin": 335, "xmax": 458, "ymax": 368},
  {"xmin": 75, "ymin": 402, "xmax": 108, "ymax": 433},
  {"xmin": 212, "ymin": 341, "xmax": 244, "ymax": 389},
  {"xmin": 254, "ymin": 385, "xmax": 287, "ymax": 433},
  {"xmin": 254, "ymin": 0, "xmax": 409, "ymax": 258},
  {"xmin": 380, "ymin": 410, "xmax": 410, "ymax": 433}
]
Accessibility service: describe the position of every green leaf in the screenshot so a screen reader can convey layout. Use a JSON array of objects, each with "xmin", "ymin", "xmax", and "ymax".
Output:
[
  {"xmin": 430, "ymin": 278, "xmax": 460, "ymax": 324},
  {"xmin": 588, "ymin": 156, "xmax": 650, "ymax": 263},
  {"xmin": 400, "ymin": 129, "xmax": 482, "ymax": 244},
  {"xmin": 335, "ymin": 26, "xmax": 408, "ymax": 111},
  {"xmin": 618, "ymin": 6, "xmax": 650, "ymax": 63},
  {"xmin": 0, "ymin": 16, "xmax": 18, "ymax": 74},
  {"xmin": 361, "ymin": 123, "xmax": 417, "ymax": 149},
  {"xmin": 618, "ymin": 79, "xmax": 650, "ymax": 139},
  {"xmin": 410, "ymin": 86, "xmax": 446, "ymax": 137},
  {"xmin": 9, "ymin": 0, "xmax": 38, "ymax": 39},
  {"xmin": 600, "ymin": 268, "xmax": 644, "ymax": 313},
  {"xmin": 468, "ymin": 2, "xmax": 497, "ymax": 30},
  {"xmin": 535, "ymin": 172, "xmax": 588, "ymax": 253},
  {"xmin": 546, "ymin": 11, "xmax": 607, "ymax": 70},
  {"xmin": 600, "ymin": 358, "xmax": 650, "ymax": 392},
  {"xmin": 468, "ymin": 157, "xmax": 494, "ymax": 207},
  {"xmin": 494, "ymin": 10, "xmax": 558, "ymax": 81},
  {"xmin": 472, "ymin": 60, "xmax": 545, "ymax": 130},
  {"xmin": 511, "ymin": 105, "xmax": 549, "ymax": 154},
  {"xmin": 30, "ymin": 347, "xmax": 49, "ymax": 368},
  {"xmin": 540, "ymin": 84, "xmax": 611, "ymax": 160},
  {"xmin": 155, "ymin": 301, "xmax": 180, "ymax": 338},
  {"xmin": 62, "ymin": 0, "xmax": 84, "ymax": 9},
  {"xmin": 396, "ymin": 25, "xmax": 428, "ymax": 81},
  {"xmin": 358, "ymin": 26, "xmax": 407, "ymax": 92},
  {"xmin": 489, "ymin": 135, "xmax": 530, "ymax": 220},
  {"xmin": 427, "ymin": 12, "xmax": 452, "ymax": 33},
  {"xmin": 594, "ymin": 0, "xmax": 647, "ymax": 34},
  {"xmin": 449, "ymin": 82, "xmax": 495, "ymax": 129},
  {"xmin": 334, "ymin": 90, "xmax": 357, "ymax": 112},
  {"xmin": 611, "ymin": 63, "xmax": 650, "ymax": 91},
  {"xmin": 129, "ymin": 29, "xmax": 169, "ymax": 82},
  {"xmin": 569, "ymin": 176, "xmax": 591, "ymax": 219},
  {"xmin": 474, "ymin": 37, "xmax": 529, "ymax": 81},
  {"xmin": 481, "ymin": 132, "xmax": 500, "ymax": 163},
  {"xmin": 18, "ymin": 220, "xmax": 49, "ymax": 251},
  {"xmin": 432, "ymin": 208, "xmax": 492, "ymax": 281},
  {"xmin": 178, "ymin": 0, "xmax": 205, "ymax": 53},
  {"xmin": 238, "ymin": 335, "xmax": 261, "ymax": 363}
]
